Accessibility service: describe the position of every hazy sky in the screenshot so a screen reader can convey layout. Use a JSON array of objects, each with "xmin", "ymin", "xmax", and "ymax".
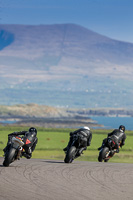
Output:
[{"xmin": 0, "ymin": 0, "xmax": 133, "ymax": 43}]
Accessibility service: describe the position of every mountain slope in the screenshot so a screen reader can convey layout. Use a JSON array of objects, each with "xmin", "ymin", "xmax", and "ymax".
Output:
[
  {"xmin": 0, "ymin": 24, "xmax": 133, "ymax": 82},
  {"xmin": 0, "ymin": 24, "xmax": 133, "ymax": 108}
]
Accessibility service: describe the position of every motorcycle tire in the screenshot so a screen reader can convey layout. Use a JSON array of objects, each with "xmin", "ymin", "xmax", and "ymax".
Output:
[
  {"xmin": 64, "ymin": 146, "xmax": 76, "ymax": 163},
  {"xmin": 3, "ymin": 148, "xmax": 16, "ymax": 167},
  {"xmin": 98, "ymin": 147, "xmax": 109, "ymax": 162}
]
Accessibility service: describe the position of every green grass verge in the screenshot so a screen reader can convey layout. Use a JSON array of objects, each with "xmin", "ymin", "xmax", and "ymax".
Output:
[{"xmin": 0, "ymin": 126, "xmax": 133, "ymax": 163}]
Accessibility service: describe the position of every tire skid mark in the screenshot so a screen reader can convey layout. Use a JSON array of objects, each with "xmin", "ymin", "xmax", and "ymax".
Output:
[
  {"xmin": 19, "ymin": 161, "xmax": 73, "ymax": 199},
  {"xmin": 0, "ymin": 163, "xmax": 39, "ymax": 199},
  {"xmin": 86, "ymin": 165, "xmax": 110, "ymax": 188},
  {"xmin": 0, "ymin": 158, "xmax": 133, "ymax": 200},
  {"xmin": 1, "ymin": 161, "xmax": 53, "ymax": 200},
  {"xmin": 27, "ymin": 162, "xmax": 92, "ymax": 200},
  {"xmin": 31, "ymin": 163, "xmax": 84, "ymax": 200},
  {"xmin": 16, "ymin": 162, "xmax": 51, "ymax": 199},
  {"xmin": 101, "ymin": 164, "xmax": 133, "ymax": 195}
]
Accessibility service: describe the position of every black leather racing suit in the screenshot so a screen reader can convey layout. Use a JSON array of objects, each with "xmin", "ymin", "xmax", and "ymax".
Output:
[
  {"xmin": 4, "ymin": 131, "xmax": 38, "ymax": 159},
  {"xmin": 65, "ymin": 128, "xmax": 92, "ymax": 154},
  {"xmin": 107, "ymin": 129, "xmax": 126, "ymax": 150}
]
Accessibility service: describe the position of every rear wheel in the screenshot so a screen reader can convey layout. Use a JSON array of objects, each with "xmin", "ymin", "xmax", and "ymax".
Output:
[
  {"xmin": 3, "ymin": 148, "xmax": 16, "ymax": 167},
  {"xmin": 64, "ymin": 146, "xmax": 76, "ymax": 163},
  {"xmin": 98, "ymin": 147, "xmax": 109, "ymax": 162}
]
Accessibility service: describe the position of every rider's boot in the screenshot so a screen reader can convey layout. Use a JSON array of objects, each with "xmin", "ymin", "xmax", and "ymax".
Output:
[
  {"xmin": 78, "ymin": 147, "xmax": 87, "ymax": 155},
  {"xmin": 63, "ymin": 147, "xmax": 67, "ymax": 151},
  {"xmin": 98, "ymin": 143, "xmax": 105, "ymax": 151},
  {"xmin": 22, "ymin": 152, "xmax": 32, "ymax": 159},
  {"xmin": 3, "ymin": 147, "xmax": 7, "ymax": 153},
  {"xmin": 63, "ymin": 140, "xmax": 72, "ymax": 151}
]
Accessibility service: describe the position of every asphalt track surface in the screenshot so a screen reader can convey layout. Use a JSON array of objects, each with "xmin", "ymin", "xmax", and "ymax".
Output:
[{"xmin": 0, "ymin": 157, "xmax": 133, "ymax": 200}]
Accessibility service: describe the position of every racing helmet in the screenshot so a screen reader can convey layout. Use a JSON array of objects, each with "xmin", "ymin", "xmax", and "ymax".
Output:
[
  {"xmin": 28, "ymin": 127, "xmax": 37, "ymax": 137},
  {"xmin": 119, "ymin": 125, "xmax": 125, "ymax": 132},
  {"xmin": 83, "ymin": 126, "xmax": 90, "ymax": 131}
]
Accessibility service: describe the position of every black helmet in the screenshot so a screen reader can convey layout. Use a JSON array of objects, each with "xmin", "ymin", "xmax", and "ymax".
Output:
[
  {"xmin": 29, "ymin": 127, "xmax": 37, "ymax": 133},
  {"xmin": 119, "ymin": 125, "xmax": 125, "ymax": 132},
  {"xmin": 29, "ymin": 127, "xmax": 37, "ymax": 136}
]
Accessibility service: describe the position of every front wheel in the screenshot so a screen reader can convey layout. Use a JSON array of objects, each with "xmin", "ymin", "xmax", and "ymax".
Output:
[
  {"xmin": 3, "ymin": 148, "xmax": 16, "ymax": 167},
  {"xmin": 98, "ymin": 147, "xmax": 109, "ymax": 162},
  {"xmin": 64, "ymin": 146, "xmax": 77, "ymax": 163}
]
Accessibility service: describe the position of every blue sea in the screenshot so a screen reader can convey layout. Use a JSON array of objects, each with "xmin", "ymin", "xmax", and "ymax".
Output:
[
  {"xmin": 91, "ymin": 116, "xmax": 133, "ymax": 130},
  {"xmin": 0, "ymin": 120, "xmax": 17, "ymax": 124}
]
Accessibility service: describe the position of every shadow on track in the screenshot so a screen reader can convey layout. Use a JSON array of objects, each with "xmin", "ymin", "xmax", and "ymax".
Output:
[{"xmin": 43, "ymin": 160, "xmax": 64, "ymax": 164}]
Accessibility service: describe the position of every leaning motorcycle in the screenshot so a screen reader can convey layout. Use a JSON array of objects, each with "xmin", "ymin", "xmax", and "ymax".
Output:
[
  {"xmin": 98, "ymin": 137, "xmax": 120, "ymax": 162},
  {"xmin": 64, "ymin": 134, "xmax": 85, "ymax": 163},
  {"xmin": 3, "ymin": 136, "xmax": 25, "ymax": 167}
]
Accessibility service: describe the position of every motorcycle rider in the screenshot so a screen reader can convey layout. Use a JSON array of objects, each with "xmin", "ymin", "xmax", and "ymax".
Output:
[
  {"xmin": 3, "ymin": 127, "xmax": 38, "ymax": 159},
  {"xmin": 63, "ymin": 126, "xmax": 92, "ymax": 155},
  {"xmin": 98, "ymin": 125, "xmax": 126, "ymax": 153}
]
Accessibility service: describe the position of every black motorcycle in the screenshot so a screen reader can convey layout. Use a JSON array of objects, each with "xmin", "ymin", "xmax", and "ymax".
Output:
[
  {"xmin": 98, "ymin": 137, "xmax": 119, "ymax": 162},
  {"xmin": 64, "ymin": 134, "xmax": 86, "ymax": 163},
  {"xmin": 3, "ymin": 136, "xmax": 25, "ymax": 167}
]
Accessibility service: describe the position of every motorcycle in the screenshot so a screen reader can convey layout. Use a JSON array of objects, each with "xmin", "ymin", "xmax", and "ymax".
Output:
[
  {"xmin": 64, "ymin": 133, "xmax": 86, "ymax": 163},
  {"xmin": 98, "ymin": 137, "xmax": 120, "ymax": 162},
  {"xmin": 3, "ymin": 136, "xmax": 25, "ymax": 167}
]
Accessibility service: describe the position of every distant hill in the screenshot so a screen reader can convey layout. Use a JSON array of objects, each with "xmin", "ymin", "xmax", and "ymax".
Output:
[
  {"xmin": 0, "ymin": 104, "xmax": 100, "ymax": 128},
  {"xmin": 0, "ymin": 24, "xmax": 133, "ymax": 108},
  {"xmin": 0, "ymin": 104, "xmax": 133, "ymax": 128}
]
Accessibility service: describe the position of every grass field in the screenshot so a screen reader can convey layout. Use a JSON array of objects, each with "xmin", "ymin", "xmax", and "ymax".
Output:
[{"xmin": 0, "ymin": 126, "xmax": 133, "ymax": 163}]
